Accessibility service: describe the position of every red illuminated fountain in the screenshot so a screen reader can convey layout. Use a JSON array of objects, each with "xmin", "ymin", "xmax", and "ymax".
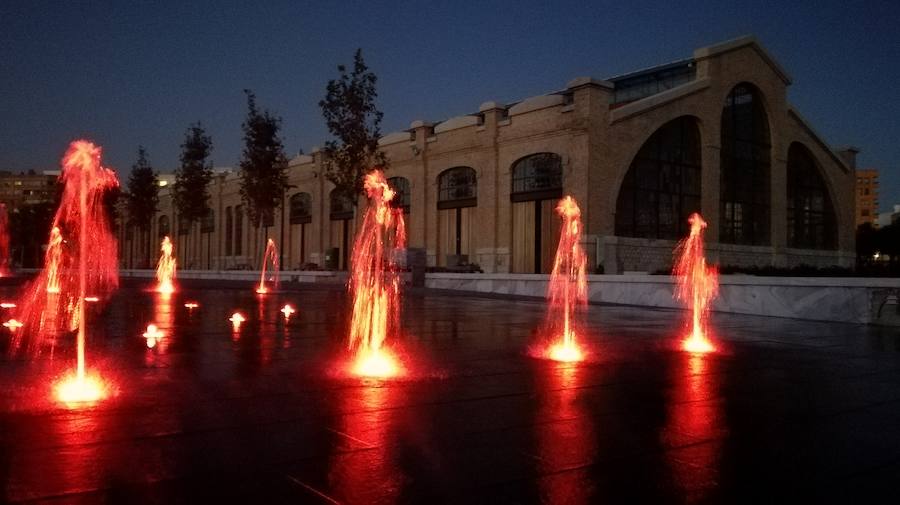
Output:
[
  {"xmin": 347, "ymin": 170, "xmax": 406, "ymax": 378},
  {"xmin": 14, "ymin": 140, "xmax": 119, "ymax": 404},
  {"xmin": 672, "ymin": 213, "xmax": 718, "ymax": 353},
  {"xmin": 156, "ymin": 236, "xmax": 176, "ymax": 294},
  {"xmin": 0, "ymin": 203, "xmax": 9, "ymax": 276},
  {"xmin": 256, "ymin": 238, "xmax": 279, "ymax": 294},
  {"xmin": 533, "ymin": 196, "xmax": 588, "ymax": 362}
]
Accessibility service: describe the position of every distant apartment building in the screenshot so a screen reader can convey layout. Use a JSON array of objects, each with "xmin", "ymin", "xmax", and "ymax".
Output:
[
  {"xmin": 0, "ymin": 170, "xmax": 59, "ymax": 210},
  {"xmin": 855, "ymin": 168, "xmax": 879, "ymax": 227}
]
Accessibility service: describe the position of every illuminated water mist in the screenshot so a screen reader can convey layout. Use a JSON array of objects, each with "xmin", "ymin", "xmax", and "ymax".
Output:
[
  {"xmin": 672, "ymin": 213, "xmax": 718, "ymax": 353},
  {"xmin": 536, "ymin": 196, "xmax": 588, "ymax": 362},
  {"xmin": 156, "ymin": 236, "xmax": 176, "ymax": 294},
  {"xmin": 256, "ymin": 238, "xmax": 279, "ymax": 294},
  {"xmin": 347, "ymin": 170, "xmax": 406, "ymax": 378},
  {"xmin": 13, "ymin": 140, "xmax": 119, "ymax": 404}
]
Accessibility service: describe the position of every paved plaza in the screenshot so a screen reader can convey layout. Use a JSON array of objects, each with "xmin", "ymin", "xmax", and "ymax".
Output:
[{"xmin": 1, "ymin": 281, "xmax": 899, "ymax": 503}]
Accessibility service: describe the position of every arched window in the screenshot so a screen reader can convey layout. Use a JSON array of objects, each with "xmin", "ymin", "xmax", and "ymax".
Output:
[
  {"xmin": 329, "ymin": 189, "xmax": 355, "ymax": 220},
  {"xmin": 438, "ymin": 167, "xmax": 477, "ymax": 209},
  {"xmin": 158, "ymin": 215, "xmax": 170, "ymax": 237},
  {"xmin": 720, "ymin": 84, "xmax": 771, "ymax": 245},
  {"xmin": 201, "ymin": 208, "xmax": 214, "ymax": 233},
  {"xmin": 386, "ymin": 177, "xmax": 410, "ymax": 213},
  {"xmin": 289, "ymin": 192, "xmax": 312, "ymax": 224},
  {"xmin": 787, "ymin": 144, "xmax": 837, "ymax": 249},
  {"xmin": 511, "ymin": 153, "xmax": 563, "ymax": 202},
  {"xmin": 615, "ymin": 116, "xmax": 701, "ymax": 239}
]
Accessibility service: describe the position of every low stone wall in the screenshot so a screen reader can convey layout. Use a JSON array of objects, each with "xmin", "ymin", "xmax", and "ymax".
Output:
[
  {"xmin": 425, "ymin": 273, "xmax": 900, "ymax": 325},
  {"xmin": 119, "ymin": 269, "xmax": 348, "ymax": 284}
]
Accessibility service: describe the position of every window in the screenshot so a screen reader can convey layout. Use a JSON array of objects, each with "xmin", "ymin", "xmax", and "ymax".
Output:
[
  {"xmin": 438, "ymin": 167, "xmax": 477, "ymax": 209},
  {"xmin": 862, "ymin": 209, "xmax": 870, "ymax": 217},
  {"xmin": 158, "ymin": 215, "xmax": 170, "ymax": 237},
  {"xmin": 511, "ymin": 153, "xmax": 563, "ymax": 202},
  {"xmin": 615, "ymin": 116, "xmax": 701, "ymax": 239},
  {"xmin": 201, "ymin": 208, "xmax": 214, "ymax": 233},
  {"xmin": 386, "ymin": 176, "xmax": 410, "ymax": 213},
  {"xmin": 289, "ymin": 192, "xmax": 312, "ymax": 224},
  {"xmin": 720, "ymin": 84, "xmax": 771, "ymax": 245},
  {"xmin": 177, "ymin": 214, "xmax": 190, "ymax": 235},
  {"xmin": 787, "ymin": 144, "xmax": 837, "ymax": 250},
  {"xmin": 225, "ymin": 207, "xmax": 233, "ymax": 256},
  {"xmin": 234, "ymin": 205, "xmax": 243, "ymax": 255},
  {"xmin": 261, "ymin": 208, "xmax": 275, "ymax": 228},
  {"xmin": 330, "ymin": 189, "xmax": 354, "ymax": 220}
]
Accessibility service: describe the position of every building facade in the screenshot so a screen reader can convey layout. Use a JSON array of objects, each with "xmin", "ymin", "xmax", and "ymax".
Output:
[
  {"xmin": 855, "ymin": 168, "xmax": 879, "ymax": 228},
  {"xmin": 125, "ymin": 36, "xmax": 857, "ymax": 273},
  {"xmin": 0, "ymin": 170, "xmax": 59, "ymax": 210}
]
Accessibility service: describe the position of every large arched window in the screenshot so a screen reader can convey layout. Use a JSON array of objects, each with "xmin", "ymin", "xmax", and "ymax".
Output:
[
  {"xmin": 158, "ymin": 215, "xmax": 170, "ymax": 238},
  {"xmin": 329, "ymin": 189, "xmax": 355, "ymax": 220},
  {"xmin": 720, "ymin": 84, "xmax": 771, "ymax": 245},
  {"xmin": 511, "ymin": 153, "xmax": 563, "ymax": 202},
  {"xmin": 386, "ymin": 176, "xmax": 410, "ymax": 213},
  {"xmin": 438, "ymin": 167, "xmax": 477, "ymax": 208},
  {"xmin": 289, "ymin": 192, "xmax": 312, "ymax": 224},
  {"xmin": 615, "ymin": 116, "xmax": 701, "ymax": 239},
  {"xmin": 787, "ymin": 144, "xmax": 837, "ymax": 250}
]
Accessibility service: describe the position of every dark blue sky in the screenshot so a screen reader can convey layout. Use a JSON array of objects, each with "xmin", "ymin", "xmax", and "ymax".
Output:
[{"xmin": 2, "ymin": 0, "xmax": 898, "ymax": 211}]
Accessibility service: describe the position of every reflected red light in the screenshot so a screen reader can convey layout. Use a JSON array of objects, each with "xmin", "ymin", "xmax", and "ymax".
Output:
[
  {"xmin": 673, "ymin": 213, "xmax": 718, "ymax": 354},
  {"xmin": 535, "ymin": 364, "xmax": 595, "ymax": 504}
]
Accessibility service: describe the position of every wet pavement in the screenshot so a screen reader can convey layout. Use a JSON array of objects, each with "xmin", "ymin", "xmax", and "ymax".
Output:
[{"xmin": 1, "ymin": 280, "xmax": 900, "ymax": 504}]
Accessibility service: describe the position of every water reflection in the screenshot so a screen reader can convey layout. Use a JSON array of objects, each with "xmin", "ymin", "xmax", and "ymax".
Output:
[
  {"xmin": 328, "ymin": 383, "xmax": 402, "ymax": 503},
  {"xmin": 663, "ymin": 353, "xmax": 727, "ymax": 497},
  {"xmin": 535, "ymin": 363, "xmax": 595, "ymax": 504}
]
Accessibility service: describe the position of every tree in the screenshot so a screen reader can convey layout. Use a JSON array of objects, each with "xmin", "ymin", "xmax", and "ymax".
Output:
[
  {"xmin": 319, "ymin": 48, "xmax": 386, "ymax": 202},
  {"xmin": 173, "ymin": 123, "xmax": 214, "ymax": 268},
  {"xmin": 238, "ymin": 90, "xmax": 289, "ymax": 261},
  {"xmin": 126, "ymin": 146, "xmax": 159, "ymax": 268}
]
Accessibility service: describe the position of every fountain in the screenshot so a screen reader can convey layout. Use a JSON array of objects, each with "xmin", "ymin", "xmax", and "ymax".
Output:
[
  {"xmin": 534, "ymin": 196, "xmax": 588, "ymax": 362},
  {"xmin": 156, "ymin": 236, "xmax": 176, "ymax": 294},
  {"xmin": 347, "ymin": 170, "xmax": 406, "ymax": 378},
  {"xmin": 256, "ymin": 238, "xmax": 279, "ymax": 294},
  {"xmin": 13, "ymin": 140, "xmax": 119, "ymax": 404},
  {"xmin": 0, "ymin": 203, "xmax": 9, "ymax": 276},
  {"xmin": 672, "ymin": 213, "xmax": 718, "ymax": 353}
]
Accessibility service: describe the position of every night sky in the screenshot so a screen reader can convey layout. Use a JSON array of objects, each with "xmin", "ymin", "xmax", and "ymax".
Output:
[{"xmin": 2, "ymin": 0, "xmax": 898, "ymax": 212}]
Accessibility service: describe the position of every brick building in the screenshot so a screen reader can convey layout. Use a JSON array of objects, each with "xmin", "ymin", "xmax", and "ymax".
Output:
[{"xmin": 126, "ymin": 36, "xmax": 857, "ymax": 273}]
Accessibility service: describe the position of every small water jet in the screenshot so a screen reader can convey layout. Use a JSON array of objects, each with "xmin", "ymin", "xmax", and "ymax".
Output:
[
  {"xmin": 672, "ymin": 213, "xmax": 718, "ymax": 353},
  {"xmin": 347, "ymin": 170, "xmax": 407, "ymax": 378},
  {"xmin": 3, "ymin": 319, "xmax": 23, "ymax": 330},
  {"xmin": 156, "ymin": 236, "xmax": 177, "ymax": 294},
  {"xmin": 229, "ymin": 312, "xmax": 245, "ymax": 332},
  {"xmin": 256, "ymin": 238, "xmax": 279, "ymax": 294},
  {"xmin": 280, "ymin": 304, "xmax": 295, "ymax": 320},
  {"xmin": 534, "ymin": 196, "xmax": 588, "ymax": 362}
]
